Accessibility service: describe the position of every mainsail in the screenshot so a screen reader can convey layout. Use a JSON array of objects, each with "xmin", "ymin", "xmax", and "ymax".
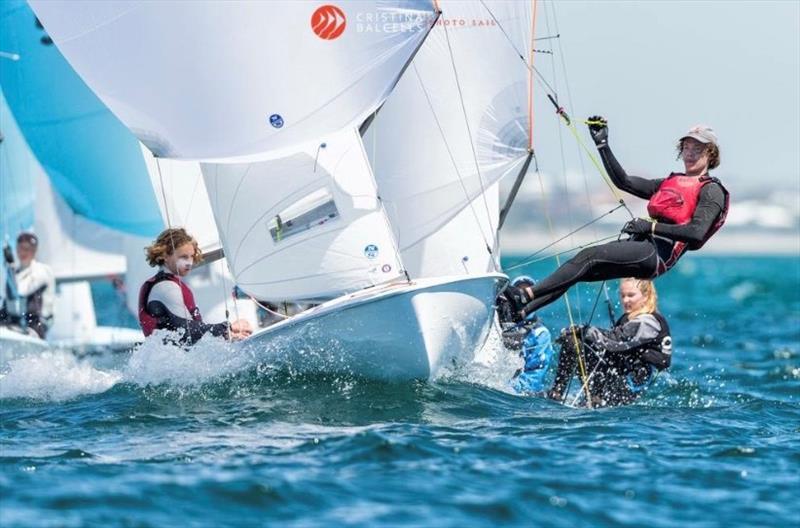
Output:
[
  {"xmin": 30, "ymin": 1, "xmax": 438, "ymax": 159},
  {"xmin": 364, "ymin": 0, "xmax": 533, "ymax": 277}
]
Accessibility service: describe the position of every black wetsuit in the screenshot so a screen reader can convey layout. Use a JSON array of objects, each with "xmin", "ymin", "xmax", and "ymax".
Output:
[
  {"xmin": 550, "ymin": 312, "xmax": 671, "ymax": 407},
  {"xmin": 522, "ymin": 144, "xmax": 726, "ymax": 313}
]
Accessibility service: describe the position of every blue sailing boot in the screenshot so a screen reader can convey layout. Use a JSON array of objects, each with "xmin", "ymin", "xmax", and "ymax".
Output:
[{"xmin": 511, "ymin": 316, "xmax": 555, "ymax": 395}]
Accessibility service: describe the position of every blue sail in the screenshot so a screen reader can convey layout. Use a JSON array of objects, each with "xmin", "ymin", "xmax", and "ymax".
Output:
[
  {"xmin": 0, "ymin": 89, "xmax": 35, "ymax": 239},
  {"xmin": 0, "ymin": 0, "xmax": 162, "ymax": 237}
]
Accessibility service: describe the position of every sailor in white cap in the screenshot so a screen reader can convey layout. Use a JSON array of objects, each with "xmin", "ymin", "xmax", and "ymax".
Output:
[{"xmin": 505, "ymin": 118, "xmax": 730, "ymax": 317}]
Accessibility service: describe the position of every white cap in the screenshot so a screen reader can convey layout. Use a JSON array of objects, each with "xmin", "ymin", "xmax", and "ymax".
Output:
[{"xmin": 680, "ymin": 124, "xmax": 718, "ymax": 146}]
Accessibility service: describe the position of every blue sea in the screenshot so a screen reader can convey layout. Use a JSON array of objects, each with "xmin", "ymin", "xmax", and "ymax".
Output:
[{"xmin": 1, "ymin": 255, "xmax": 798, "ymax": 527}]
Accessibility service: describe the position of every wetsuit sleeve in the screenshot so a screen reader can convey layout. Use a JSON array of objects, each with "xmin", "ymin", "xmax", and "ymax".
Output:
[
  {"xmin": 597, "ymin": 144, "xmax": 663, "ymax": 199},
  {"xmin": 146, "ymin": 300, "xmax": 228, "ymax": 344},
  {"xmin": 652, "ymin": 182, "xmax": 725, "ymax": 247},
  {"xmin": 584, "ymin": 314, "xmax": 661, "ymax": 354}
]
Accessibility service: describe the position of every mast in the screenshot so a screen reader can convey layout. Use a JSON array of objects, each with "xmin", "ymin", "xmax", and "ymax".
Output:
[{"xmin": 497, "ymin": 150, "xmax": 534, "ymax": 232}]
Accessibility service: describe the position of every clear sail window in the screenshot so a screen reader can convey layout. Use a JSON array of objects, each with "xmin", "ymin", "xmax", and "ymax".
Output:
[{"xmin": 268, "ymin": 188, "xmax": 339, "ymax": 243}]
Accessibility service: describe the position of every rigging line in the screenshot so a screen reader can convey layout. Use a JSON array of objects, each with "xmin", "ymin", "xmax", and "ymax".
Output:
[
  {"xmin": 533, "ymin": 151, "xmax": 592, "ymax": 405},
  {"xmin": 549, "ymin": 0, "xmax": 615, "ymax": 313},
  {"xmin": 478, "ymin": 0, "xmax": 559, "ymax": 98},
  {"xmin": 542, "ymin": 0, "xmax": 583, "ymax": 323},
  {"xmin": 247, "ymin": 294, "xmax": 289, "ymax": 320},
  {"xmin": 504, "ymin": 204, "xmax": 624, "ymax": 270},
  {"xmin": 568, "ymin": 341, "xmax": 607, "ymax": 408},
  {"xmin": 480, "ymin": 0, "xmax": 627, "ymax": 217},
  {"xmin": 505, "ymin": 233, "xmax": 619, "ymax": 269},
  {"xmin": 356, "ymin": 130, "xmax": 409, "ymax": 283},
  {"xmin": 440, "ymin": 21, "xmax": 498, "ymax": 261},
  {"xmin": 154, "ymin": 156, "xmax": 172, "ymax": 230},
  {"xmin": 411, "ymin": 64, "xmax": 494, "ymax": 259},
  {"xmin": 528, "ymin": 0, "xmax": 538, "ymax": 150}
]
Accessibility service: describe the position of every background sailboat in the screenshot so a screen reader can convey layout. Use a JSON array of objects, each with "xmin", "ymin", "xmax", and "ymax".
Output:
[{"xmin": 0, "ymin": 0, "xmax": 256, "ymax": 356}]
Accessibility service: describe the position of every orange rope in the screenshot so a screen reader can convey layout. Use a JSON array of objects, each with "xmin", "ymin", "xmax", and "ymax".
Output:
[{"xmin": 528, "ymin": 0, "xmax": 538, "ymax": 150}]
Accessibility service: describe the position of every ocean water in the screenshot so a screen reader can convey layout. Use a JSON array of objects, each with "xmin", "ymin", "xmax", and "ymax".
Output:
[{"xmin": 1, "ymin": 255, "xmax": 798, "ymax": 527}]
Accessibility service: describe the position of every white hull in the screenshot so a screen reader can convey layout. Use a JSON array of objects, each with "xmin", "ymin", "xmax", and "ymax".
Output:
[
  {"xmin": 238, "ymin": 273, "xmax": 507, "ymax": 381},
  {"xmin": 0, "ymin": 326, "xmax": 50, "ymax": 364},
  {"xmin": 49, "ymin": 326, "xmax": 142, "ymax": 355}
]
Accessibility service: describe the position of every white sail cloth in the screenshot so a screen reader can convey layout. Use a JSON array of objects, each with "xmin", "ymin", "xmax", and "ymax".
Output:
[
  {"xmin": 34, "ymin": 170, "xmax": 126, "ymax": 281},
  {"xmin": 140, "ymin": 146, "xmax": 220, "ymax": 254},
  {"xmin": 364, "ymin": 0, "xmax": 533, "ymax": 278},
  {"xmin": 201, "ymin": 128, "xmax": 404, "ymax": 302},
  {"xmin": 30, "ymin": 0, "xmax": 437, "ymax": 159}
]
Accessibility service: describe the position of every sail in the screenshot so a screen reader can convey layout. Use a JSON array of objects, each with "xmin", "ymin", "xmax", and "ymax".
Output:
[
  {"xmin": 363, "ymin": 0, "xmax": 533, "ymax": 277},
  {"xmin": 34, "ymin": 172, "xmax": 126, "ymax": 281},
  {"xmin": 30, "ymin": 1, "xmax": 437, "ymax": 159},
  {"xmin": 0, "ymin": 90, "xmax": 34, "ymax": 241},
  {"xmin": 140, "ymin": 146, "xmax": 220, "ymax": 254},
  {"xmin": 202, "ymin": 128, "xmax": 404, "ymax": 302},
  {"xmin": 0, "ymin": 0, "xmax": 163, "ymax": 237}
]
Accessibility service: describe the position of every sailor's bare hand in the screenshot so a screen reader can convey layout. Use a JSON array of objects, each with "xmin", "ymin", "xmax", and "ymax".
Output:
[{"xmin": 229, "ymin": 319, "xmax": 253, "ymax": 341}]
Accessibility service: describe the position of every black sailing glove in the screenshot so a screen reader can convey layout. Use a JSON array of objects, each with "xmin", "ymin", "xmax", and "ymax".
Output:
[
  {"xmin": 504, "ymin": 285, "xmax": 533, "ymax": 314},
  {"xmin": 587, "ymin": 115, "xmax": 608, "ymax": 147},
  {"xmin": 622, "ymin": 218, "xmax": 653, "ymax": 236},
  {"xmin": 3, "ymin": 244, "xmax": 13, "ymax": 265}
]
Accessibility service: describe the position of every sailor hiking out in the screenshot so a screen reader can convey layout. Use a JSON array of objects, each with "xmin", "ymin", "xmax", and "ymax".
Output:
[{"xmin": 506, "ymin": 119, "xmax": 730, "ymax": 318}]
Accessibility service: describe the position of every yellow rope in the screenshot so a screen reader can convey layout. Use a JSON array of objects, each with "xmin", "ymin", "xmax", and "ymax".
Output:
[
  {"xmin": 565, "ymin": 118, "xmax": 625, "ymax": 204},
  {"xmin": 534, "ymin": 161, "xmax": 593, "ymax": 407}
]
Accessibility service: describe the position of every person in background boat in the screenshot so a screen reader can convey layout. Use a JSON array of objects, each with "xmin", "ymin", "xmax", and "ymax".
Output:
[
  {"xmin": 139, "ymin": 227, "xmax": 252, "ymax": 345},
  {"xmin": 505, "ymin": 120, "xmax": 730, "ymax": 317},
  {"xmin": 0, "ymin": 232, "xmax": 55, "ymax": 339},
  {"xmin": 497, "ymin": 276, "xmax": 555, "ymax": 395},
  {"xmin": 548, "ymin": 278, "xmax": 671, "ymax": 407}
]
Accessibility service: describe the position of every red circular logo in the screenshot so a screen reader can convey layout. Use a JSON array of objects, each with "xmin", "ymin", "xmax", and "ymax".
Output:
[{"xmin": 311, "ymin": 5, "xmax": 346, "ymax": 40}]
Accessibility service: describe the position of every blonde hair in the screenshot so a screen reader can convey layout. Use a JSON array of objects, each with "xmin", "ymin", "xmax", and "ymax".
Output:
[
  {"xmin": 144, "ymin": 227, "xmax": 203, "ymax": 267},
  {"xmin": 620, "ymin": 278, "xmax": 658, "ymax": 319}
]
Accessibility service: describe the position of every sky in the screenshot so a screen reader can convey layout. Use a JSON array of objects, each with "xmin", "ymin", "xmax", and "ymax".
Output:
[{"xmin": 521, "ymin": 0, "xmax": 800, "ymax": 200}]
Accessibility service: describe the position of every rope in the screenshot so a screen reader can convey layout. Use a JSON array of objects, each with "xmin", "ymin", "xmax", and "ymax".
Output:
[
  {"xmin": 411, "ymin": 64, "xmax": 496, "ymax": 262},
  {"xmin": 248, "ymin": 295, "xmax": 290, "ymax": 320},
  {"xmin": 544, "ymin": 2, "xmax": 616, "ymax": 322},
  {"xmin": 504, "ymin": 204, "xmax": 625, "ymax": 270},
  {"xmin": 440, "ymin": 21, "xmax": 498, "ymax": 264},
  {"xmin": 528, "ymin": 152, "xmax": 592, "ymax": 406}
]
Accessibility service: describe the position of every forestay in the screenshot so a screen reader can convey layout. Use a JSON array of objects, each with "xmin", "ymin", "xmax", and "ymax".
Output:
[
  {"xmin": 30, "ymin": 0, "xmax": 437, "ymax": 159},
  {"xmin": 364, "ymin": 0, "xmax": 533, "ymax": 278},
  {"xmin": 140, "ymin": 147, "xmax": 220, "ymax": 254},
  {"xmin": 202, "ymin": 128, "xmax": 404, "ymax": 302}
]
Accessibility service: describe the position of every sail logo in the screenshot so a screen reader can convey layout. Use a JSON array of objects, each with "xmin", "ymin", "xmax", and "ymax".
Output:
[
  {"xmin": 364, "ymin": 244, "xmax": 379, "ymax": 259},
  {"xmin": 269, "ymin": 114, "xmax": 284, "ymax": 128},
  {"xmin": 311, "ymin": 5, "xmax": 346, "ymax": 40}
]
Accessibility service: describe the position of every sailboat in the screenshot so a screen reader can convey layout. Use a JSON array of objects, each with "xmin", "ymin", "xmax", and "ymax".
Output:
[{"xmin": 30, "ymin": 1, "xmax": 535, "ymax": 380}]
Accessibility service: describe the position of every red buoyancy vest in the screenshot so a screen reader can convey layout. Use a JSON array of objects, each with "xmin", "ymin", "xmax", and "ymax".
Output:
[
  {"xmin": 647, "ymin": 173, "xmax": 730, "ymax": 273},
  {"xmin": 138, "ymin": 272, "xmax": 202, "ymax": 337}
]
